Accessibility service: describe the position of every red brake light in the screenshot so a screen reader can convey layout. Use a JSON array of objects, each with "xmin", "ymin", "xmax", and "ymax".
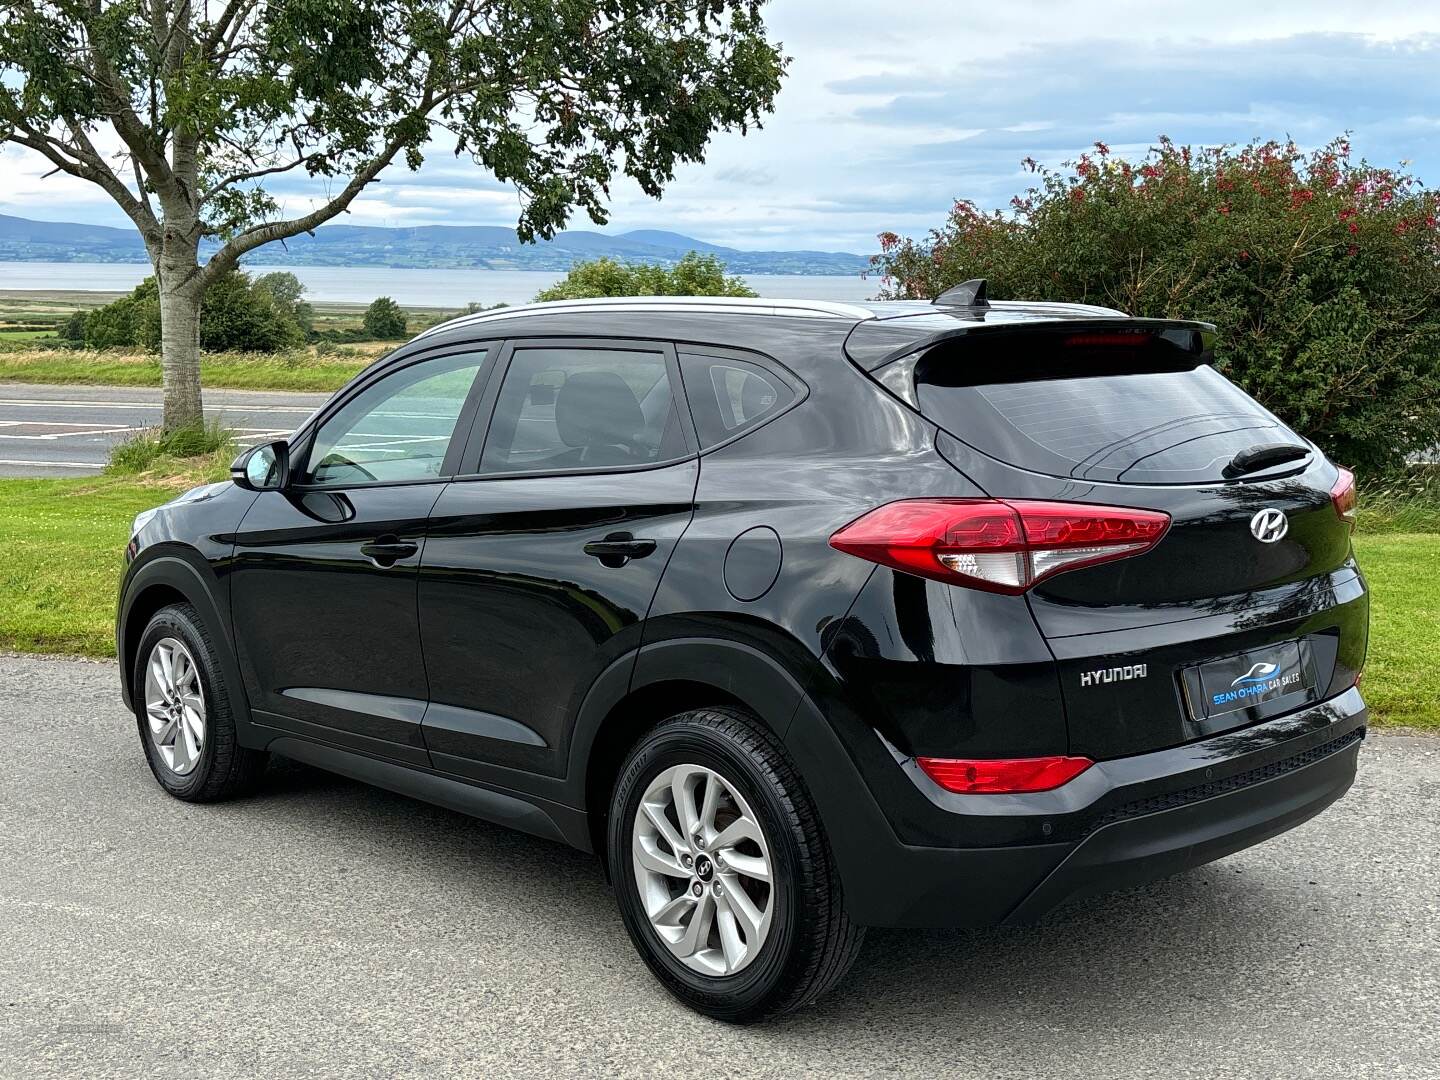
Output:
[
  {"xmin": 829, "ymin": 499, "xmax": 1170, "ymax": 593},
  {"xmin": 917, "ymin": 755, "xmax": 1094, "ymax": 794},
  {"xmin": 1330, "ymin": 466, "xmax": 1357, "ymax": 531}
]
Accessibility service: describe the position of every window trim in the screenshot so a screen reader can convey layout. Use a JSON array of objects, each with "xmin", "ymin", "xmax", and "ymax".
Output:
[
  {"xmin": 287, "ymin": 340, "xmax": 503, "ymax": 492},
  {"xmin": 674, "ymin": 345, "xmax": 809, "ymax": 455},
  {"xmin": 454, "ymin": 336, "xmax": 698, "ymax": 481}
]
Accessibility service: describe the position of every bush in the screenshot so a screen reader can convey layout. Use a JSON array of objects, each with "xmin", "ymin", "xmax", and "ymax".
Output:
[
  {"xmin": 79, "ymin": 270, "xmax": 308, "ymax": 353},
  {"xmin": 872, "ymin": 136, "xmax": 1440, "ymax": 475},
  {"xmin": 534, "ymin": 251, "xmax": 756, "ymax": 301},
  {"xmin": 362, "ymin": 296, "xmax": 408, "ymax": 339}
]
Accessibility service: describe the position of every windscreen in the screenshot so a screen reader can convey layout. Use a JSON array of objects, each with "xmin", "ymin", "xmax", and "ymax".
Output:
[{"xmin": 913, "ymin": 329, "xmax": 1304, "ymax": 484}]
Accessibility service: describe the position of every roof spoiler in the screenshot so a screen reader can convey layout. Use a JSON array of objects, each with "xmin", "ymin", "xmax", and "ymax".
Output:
[{"xmin": 933, "ymin": 279, "xmax": 989, "ymax": 309}]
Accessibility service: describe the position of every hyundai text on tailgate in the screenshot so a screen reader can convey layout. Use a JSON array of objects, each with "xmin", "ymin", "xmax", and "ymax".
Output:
[{"xmin": 117, "ymin": 282, "xmax": 1368, "ymax": 1021}]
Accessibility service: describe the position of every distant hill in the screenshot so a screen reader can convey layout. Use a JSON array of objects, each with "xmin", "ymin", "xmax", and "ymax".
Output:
[{"xmin": 0, "ymin": 213, "xmax": 871, "ymax": 276}]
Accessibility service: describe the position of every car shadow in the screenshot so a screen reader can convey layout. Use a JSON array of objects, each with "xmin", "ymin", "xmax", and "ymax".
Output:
[{"xmin": 250, "ymin": 756, "xmax": 1297, "ymax": 1034}]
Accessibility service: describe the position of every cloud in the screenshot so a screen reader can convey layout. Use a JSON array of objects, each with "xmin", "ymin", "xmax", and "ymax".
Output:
[{"xmin": 4, "ymin": 8, "xmax": 1440, "ymax": 254}]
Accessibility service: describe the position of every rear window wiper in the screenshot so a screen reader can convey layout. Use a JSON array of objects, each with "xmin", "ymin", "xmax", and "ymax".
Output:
[{"xmin": 1222, "ymin": 442, "xmax": 1311, "ymax": 478}]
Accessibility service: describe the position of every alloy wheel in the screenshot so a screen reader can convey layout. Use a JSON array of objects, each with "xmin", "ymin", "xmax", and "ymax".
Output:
[
  {"xmin": 631, "ymin": 763, "xmax": 775, "ymax": 977},
  {"xmin": 142, "ymin": 637, "xmax": 206, "ymax": 776}
]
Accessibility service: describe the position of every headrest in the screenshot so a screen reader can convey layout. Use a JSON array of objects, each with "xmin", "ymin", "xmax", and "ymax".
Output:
[{"xmin": 554, "ymin": 371, "xmax": 645, "ymax": 449}]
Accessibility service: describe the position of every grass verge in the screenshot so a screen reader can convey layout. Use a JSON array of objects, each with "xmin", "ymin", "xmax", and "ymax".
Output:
[
  {"xmin": 0, "ymin": 346, "xmax": 379, "ymax": 393},
  {"xmin": 0, "ymin": 471, "xmax": 1434, "ymax": 732}
]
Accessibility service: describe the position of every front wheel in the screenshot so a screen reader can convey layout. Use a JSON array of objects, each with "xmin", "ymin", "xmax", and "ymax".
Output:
[
  {"xmin": 608, "ymin": 708, "xmax": 865, "ymax": 1022},
  {"xmin": 134, "ymin": 602, "xmax": 267, "ymax": 802}
]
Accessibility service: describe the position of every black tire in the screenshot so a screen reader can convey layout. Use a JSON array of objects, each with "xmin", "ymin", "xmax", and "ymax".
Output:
[
  {"xmin": 133, "ymin": 602, "xmax": 267, "ymax": 802},
  {"xmin": 608, "ymin": 707, "xmax": 865, "ymax": 1022}
]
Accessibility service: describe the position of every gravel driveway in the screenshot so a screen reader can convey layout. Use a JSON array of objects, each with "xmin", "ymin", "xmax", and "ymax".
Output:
[{"xmin": 1, "ymin": 655, "xmax": 1436, "ymax": 1079}]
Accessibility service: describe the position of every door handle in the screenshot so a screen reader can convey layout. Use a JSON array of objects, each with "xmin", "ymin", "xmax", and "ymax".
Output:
[
  {"xmin": 360, "ymin": 537, "xmax": 419, "ymax": 567},
  {"xmin": 583, "ymin": 532, "xmax": 657, "ymax": 567}
]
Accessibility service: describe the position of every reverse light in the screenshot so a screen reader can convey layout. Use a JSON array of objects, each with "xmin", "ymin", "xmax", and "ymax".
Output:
[
  {"xmin": 917, "ymin": 755, "xmax": 1094, "ymax": 794},
  {"xmin": 1330, "ymin": 466, "xmax": 1357, "ymax": 531},
  {"xmin": 829, "ymin": 499, "xmax": 1170, "ymax": 594}
]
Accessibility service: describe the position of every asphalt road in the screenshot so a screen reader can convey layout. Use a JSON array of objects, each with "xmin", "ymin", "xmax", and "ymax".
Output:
[
  {"xmin": 0, "ymin": 383, "xmax": 330, "ymax": 477},
  {"xmin": 1, "ymin": 655, "xmax": 1436, "ymax": 1079}
]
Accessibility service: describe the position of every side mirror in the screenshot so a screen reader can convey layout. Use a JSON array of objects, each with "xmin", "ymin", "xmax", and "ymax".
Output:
[{"xmin": 231, "ymin": 440, "xmax": 291, "ymax": 492}]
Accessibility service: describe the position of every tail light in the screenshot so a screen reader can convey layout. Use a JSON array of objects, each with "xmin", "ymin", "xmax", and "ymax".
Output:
[
  {"xmin": 829, "ymin": 499, "xmax": 1170, "ymax": 594},
  {"xmin": 917, "ymin": 755, "xmax": 1094, "ymax": 794},
  {"xmin": 1330, "ymin": 467, "xmax": 1357, "ymax": 531}
]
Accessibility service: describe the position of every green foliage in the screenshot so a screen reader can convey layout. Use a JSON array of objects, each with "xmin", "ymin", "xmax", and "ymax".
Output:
[
  {"xmin": 873, "ymin": 137, "xmax": 1440, "ymax": 474},
  {"xmin": 108, "ymin": 420, "xmax": 235, "ymax": 474},
  {"xmin": 362, "ymin": 296, "xmax": 408, "ymax": 339},
  {"xmin": 534, "ymin": 252, "xmax": 757, "ymax": 301},
  {"xmin": 253, "ymin": 272, "xmax": 314, "ymax": 336},
  {"xmin": 0, "ymin": 3, "xmax": 785, "ymax": 244},
  {"xmin": 80, "ymin": 271, "xmax": 308, "ymax": 353},
  {"xmin": 201, "ymin": 271, "xmax": 307, "ymax": 352},
  {"xmin": 59, "ymin": 311, "xmax": 87, "ymax": 342}
]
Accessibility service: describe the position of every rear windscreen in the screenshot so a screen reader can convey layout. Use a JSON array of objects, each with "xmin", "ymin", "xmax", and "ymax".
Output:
[{"xmin": 913, "ymin": 332, "xmax": 1304, "ymax": 484}]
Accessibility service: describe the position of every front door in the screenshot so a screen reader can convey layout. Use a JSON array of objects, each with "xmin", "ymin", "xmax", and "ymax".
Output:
[
  {"xmin": 417, "ymin": 340, "xmax": 697, "ymax": 781},
  {"xmin": 229, "ymin": 347, "xmax": 491, "ymax": 764}
]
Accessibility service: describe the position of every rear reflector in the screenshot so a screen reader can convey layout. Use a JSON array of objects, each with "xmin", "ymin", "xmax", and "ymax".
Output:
[
  {"xmin": 1331, "ymin": 467, "xmax": 1357, "ymax": 531},
  {"xmin": 829, "ymin": 499, "xmax": 1170, "ymax": 593},
  {"xmin": 916, "ymin": 755, "xmax": 1094, "ymax": 794}
]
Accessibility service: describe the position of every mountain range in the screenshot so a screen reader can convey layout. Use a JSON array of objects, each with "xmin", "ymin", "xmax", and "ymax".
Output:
[{"xmin": 0, "ymin": 213, "xmax": 871, "ymax": 275}]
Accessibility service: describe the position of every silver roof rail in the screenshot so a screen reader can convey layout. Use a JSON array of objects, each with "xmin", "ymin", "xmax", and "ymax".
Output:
[{"xmin": 414, "ymin": 295, "xmax": 878, "ymax": 340}]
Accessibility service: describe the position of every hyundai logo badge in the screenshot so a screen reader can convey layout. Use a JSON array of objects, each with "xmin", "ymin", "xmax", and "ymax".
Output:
[{"xmin": 1250, "ymin": 508, "xmax": 1288, "ymax": 543}]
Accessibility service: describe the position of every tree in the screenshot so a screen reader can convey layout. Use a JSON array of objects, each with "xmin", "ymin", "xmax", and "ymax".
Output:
[
  {"xmin": 363, "ymin": 296, "xmax": 408, "ymax": 339},
  {"xmin": 0, "ymin": 3, "xmax": 786, "ymax": 431},
  {"xmin": 534, "ymin": 251, "xmax": 757, "ymax": 301},
  {"xmin": 873, "ymin": 137, "xmax": 1440, "ymax": 474}
]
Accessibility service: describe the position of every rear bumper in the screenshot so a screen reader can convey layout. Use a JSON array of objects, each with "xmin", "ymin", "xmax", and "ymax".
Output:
[
  {"xmin": 810, "ymin": 687, "xmax": 1365, "ymax": 928},
  {"xmin": 1002, "ymin": 720, "xmax": 1360, "ymax": 923}
]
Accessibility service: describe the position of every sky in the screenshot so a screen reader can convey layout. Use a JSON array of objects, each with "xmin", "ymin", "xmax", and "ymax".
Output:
[{"xmin": 3, "ymin": 1, "xmax": 1440, "ymax": 255}]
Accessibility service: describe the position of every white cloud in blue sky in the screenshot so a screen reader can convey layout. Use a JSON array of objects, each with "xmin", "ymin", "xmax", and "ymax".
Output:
[{"xmin": 3, "ymin": 0, "xmax": 1440, "ymax": 253}]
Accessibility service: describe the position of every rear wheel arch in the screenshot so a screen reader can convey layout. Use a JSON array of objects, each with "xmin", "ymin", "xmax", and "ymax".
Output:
[{"xmin": 574, "ymin": 638, "xmax": 815, "ymax": 871}]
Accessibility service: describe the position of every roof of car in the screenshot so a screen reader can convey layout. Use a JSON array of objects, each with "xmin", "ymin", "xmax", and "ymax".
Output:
[{"xmin": 413, "ymin": 294, "xmax": 1133, "ymax": 342}]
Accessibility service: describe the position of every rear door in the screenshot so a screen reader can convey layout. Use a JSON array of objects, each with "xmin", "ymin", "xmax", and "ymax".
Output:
[
  {"xmin": 908, "ymin": 324, "xmax": 1367, "ymax": 758},
  {"xmin": 416, "ymin": 338, "xmax": 698, "ymax": 781}
]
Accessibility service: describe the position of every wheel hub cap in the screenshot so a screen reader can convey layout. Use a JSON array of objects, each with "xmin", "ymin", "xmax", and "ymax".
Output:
[
  {"xmin": 142, "ymin": 637, "xmax": 206, "ymax": 776},
  {"xmin": 631, "ymin": 763, "xmax": 775, "ymax": 977}
]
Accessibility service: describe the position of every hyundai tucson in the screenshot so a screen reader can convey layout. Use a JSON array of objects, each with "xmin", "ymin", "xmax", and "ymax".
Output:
[{"xmin": 117, "ymin": 283, "xmax": 1368, "ymax": 1022}]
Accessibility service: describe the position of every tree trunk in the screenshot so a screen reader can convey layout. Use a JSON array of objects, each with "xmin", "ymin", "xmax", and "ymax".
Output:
[
  {"xmin": 156, "ymin": 220, "xmax": 204, "ymax": 432},
  {"xmin": 158, "ymin": 281, "xmax": 204, "ymax": 431}
]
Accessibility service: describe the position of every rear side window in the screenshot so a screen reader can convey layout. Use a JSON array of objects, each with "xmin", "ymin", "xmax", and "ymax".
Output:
[
  {"xmin": 912, "ymin": 331, "xmax": 1302, "ymax": 484},
  {"xmin": 680, "ymin": 352, "xmax": 798, "ymax": 449},
  {"xmin": 480, "ymin": 345, "xmax": 688, "ymax": 474}
]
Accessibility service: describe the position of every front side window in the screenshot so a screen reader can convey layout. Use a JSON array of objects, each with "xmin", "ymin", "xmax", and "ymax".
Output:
[
  {"xmin": 303, "ymin": 350, "xmax": 486, "ymax": 486},
  {"xmin": 480, "ymin": 346, "xmax": 687, "ymax": 473}
]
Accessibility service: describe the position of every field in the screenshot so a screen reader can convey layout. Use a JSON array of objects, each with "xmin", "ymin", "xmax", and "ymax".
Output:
[
  {"xmin": 0, "ymin": 289, "xmax": 467, "ymax": 391},
  {"xmin": 0, "ymin": 468, "xmax": 1433, "ymax": 731}
]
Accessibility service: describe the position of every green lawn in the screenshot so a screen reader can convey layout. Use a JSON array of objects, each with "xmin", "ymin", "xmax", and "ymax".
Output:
[
  {"xmin": 0, "ymin": 349, "xmax": 375, "ymax": 393},
  {"xmin": 0, "ymin": 474, "xmax": 1434, "ymax": 731},
  {"xmin": 1349, "ymin": 533, "xmax": 1439, "ymax": 730}
]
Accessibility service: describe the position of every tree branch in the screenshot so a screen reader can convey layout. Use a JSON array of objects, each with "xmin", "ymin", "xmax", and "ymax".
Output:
[
  {"xmin": 7, "ymin": 122, "xmax": 161, "ymax": 253},
  {"xmin": 197, "ymin": 129, "xmax": 412, "ymax": 288}
]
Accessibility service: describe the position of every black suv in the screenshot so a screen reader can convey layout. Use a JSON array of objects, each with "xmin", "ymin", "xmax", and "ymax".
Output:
[{"xmin": 117, "ymin": 286, "xmax": 1368, "ymax": 1021}]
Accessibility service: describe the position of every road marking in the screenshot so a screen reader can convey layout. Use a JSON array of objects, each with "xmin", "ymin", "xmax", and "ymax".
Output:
[
  {"xmin": 0, "ymin": 398, "xmax": 317, "ymax": 413},
  {"xmin": 0, "ymin": 424, "xmax": 138, "ymax": 440},
  {"xmin": 0, "ymin": 458, "xmax": 104, "ymax": 469}
]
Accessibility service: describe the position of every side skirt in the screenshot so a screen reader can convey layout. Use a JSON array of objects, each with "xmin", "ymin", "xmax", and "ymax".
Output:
[{"xmin": 262, "ymin": 732, "xmax": 593, "ymax": 852}]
